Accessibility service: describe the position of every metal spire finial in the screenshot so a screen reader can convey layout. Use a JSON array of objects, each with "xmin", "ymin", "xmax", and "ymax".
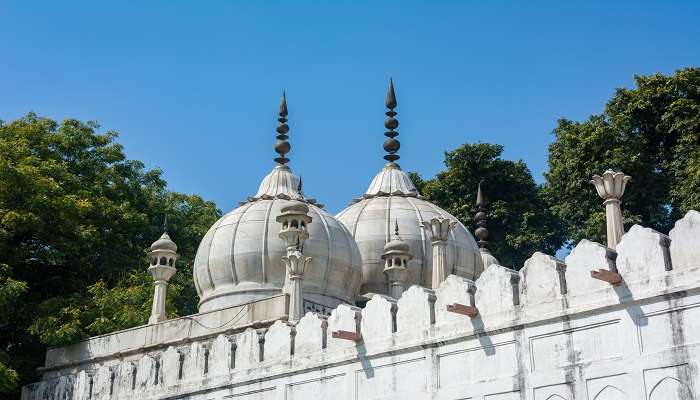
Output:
[
  {"xmin": 383, "ymin": 78, "xmax": 400, "ymax": 163},
  {"xmin": 474, "ymin": 181, "xmax": 490, "ymax": 251},
  {"xmin": 163, "ymin": 214, "xmax": 169, "ymax": 233},
  {"xmin": 394, "ymin": 219, "xmax": 400, "ymax": 237},
  {"xmin": 386, "ymin": 78, "xmax": 397, "ymax": 109},
  {"xmin": 274, "ymin": 91, "xmax": 290, "ymax": 165},
  {"xmin": 476, "ymin": 182, "xmax": 484, "ymax": 207},
  {"xmin": 295, "ymin": 175, "xmax": 305, "ymax": 200}
]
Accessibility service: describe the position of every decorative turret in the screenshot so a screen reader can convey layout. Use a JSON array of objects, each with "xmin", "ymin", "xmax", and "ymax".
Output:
[
  {"xmin": 274, "ymin": 92, "xmax": 290, "ymax": 165},
  {"xmin": 147, "ymin": 218, "xmax": 179, "ymax": 324},
  {"xmin": 421, "ymin": 217, "xmax": 457, "ymax": 289},
  {"xmin": 474, "ymin": 182, "xmax": 498, "ymax": 268},
  {"xmin": 382, "ymin": 221, "xmax": 412, "ymax": 299},
  {"xmin": 277, "ymin": 201, "xmax": 312, "ymax": 249},
  {"xmin": 383, "ymin": 79, "xmax": 400, "ymax": 163},
  {"xmin": 591, "ymin": 170, "xmax": 631, "ymax": 248},
  {"xmin": 276, "ymin": 201, "xmax": 313, "ymax": 323}
]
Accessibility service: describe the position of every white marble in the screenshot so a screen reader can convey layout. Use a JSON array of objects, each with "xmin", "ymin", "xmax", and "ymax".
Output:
[
  {"xmin": 43, "ymin": 294, "xmax": 287, "ymax": 370},
  {"xmin": 325, "ymin": 304, "xmax": 361, "ymax": 350},
  {"xmin": 434, "ymin": 274, "xmax": 476, "ymax": 327},
  {"xmin": 209, "ymin": 335, "xmax": 233, "ymax": 376},
  {"xmin": 474, "ymin": 264, "xmax": 519, "ymax": 321},
  {"xmin": 161, "ymin": 346, "xmax": 181, "ymax": 387},
  {"xmin": 617, "ymin": 224, "xmax": 672, "ymax": 281},
  {"xmin": 669, "ymin": 210, "xmax": 700, "ymax": 271},
  {"xmin": 293, "ymin": 312, "xmax": 326, "ymax": 354},
  {"xmin": 134, "ymin": 355, "xmax": 158, "ymax": 391},
  {"xmin": 591, "ymin": 169, "xmax": 631, "ymax": 248},
  {"xmin": 263, "ymin": 320, "xmax": 292, "ymax": 360},
  {"xmin": 92, "ymin": 366, "xmax": 112, "ymax": 400},
  {"xmin": 360, "ymin": 294, "xmax": 395, "ymax": 343},
  {"xmin": 147, "ymin": 232, "xmax": 178, "ymax": 324},
  {"xmin": 194, "ymin": 165, "xmax": 362, "ymax": 313},
  {"xmin": 519, "ymin": 252, "xmax": 566, "ymax": 306},
  {"xmin": 396, "ymin": 285, "xmax": 435, "ymax": 333},
  {"xmin": 336, "ymin": 164, "xmax": 484, "ymax": 295},
  {"xmin": 234, "ymin": 328, "xmax": 261, "ymax": 371},
  {"xmin": 564, "ymin": 239, "xmax": 617, "ymax": 308},
  {"xmin": 23, "ymin": 215, "xmax": 700, "ymax": 400},
  {"xmin": 421, "ymin": 217, "xmax": 457, "ymax": 289}
]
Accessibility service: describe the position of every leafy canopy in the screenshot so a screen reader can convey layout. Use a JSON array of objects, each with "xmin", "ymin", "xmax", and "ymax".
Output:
[
  {"xmin": 0, "ymin": 114, "xmax": 220, "ymax": 394},
  {"xmin": 412, "ymin": 143, "xmax": 565, "ymax": 268},
  {"xmin": 544, "ymin": 67, "xmax": 700, "ymax": 245}
]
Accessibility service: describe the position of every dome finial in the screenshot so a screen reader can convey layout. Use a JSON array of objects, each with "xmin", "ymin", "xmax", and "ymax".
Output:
[
  {"xmin": 386, "ymin": 78, "xmax": 397, "ymax": 109},
  {"xmin": 162, "ymin": 214, "xmax": 168, "ymax": 233},
  {"xmin": 476, "ymin": 182, "xmax": 484, "ymax": 207},
  {"xmin": 295, "ymin": 175, "xmax": 305, "ymax": 200},
  {"xmin": 394, "ymin": 219, "xmax": 400, "ymax": 237},
  {"xmin": 474, "ymin": 181, "xmax": 489, "ymax": 251},
  {"xmin": 274, "ymin": 91, "xmax": 291, "ymax": 165},
  {"xmin": 383, "ymin": 78, "xmax": 400, "ymax": 163}
]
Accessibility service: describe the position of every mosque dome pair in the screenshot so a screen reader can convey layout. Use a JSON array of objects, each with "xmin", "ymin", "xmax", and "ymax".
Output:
[{"xmin": 193, "ymin": 82, "xmax": 485, "ymax": 313}]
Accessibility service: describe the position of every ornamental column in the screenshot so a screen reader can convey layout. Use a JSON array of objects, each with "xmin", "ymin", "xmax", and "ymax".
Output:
[
  {"xmin": 147, "ymin": 228, "xmax": 179, "ymax": 324},
  {"xmin": 276, "ymin": 201, "xmax": 313, "ymax": 323},
  {"xmin": 591, "ymin": 169, "xmax": 631, "ymax": 249},
  {"xmin": 421, "ymin": 217, "xmax": 456, "ymax": 289},
  {"xmin": 382, "ymin": 221, "xmax": 412, "ymax": 299}
]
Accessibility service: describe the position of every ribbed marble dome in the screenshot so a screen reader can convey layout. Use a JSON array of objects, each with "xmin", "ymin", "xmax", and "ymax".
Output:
[
  {"xmin": 193, "ymin": 165, "xmax": 363, "ymax": 312},
  {"xmin": 336, "ymin": 162, "xmax": 484, "ymax": 295}
]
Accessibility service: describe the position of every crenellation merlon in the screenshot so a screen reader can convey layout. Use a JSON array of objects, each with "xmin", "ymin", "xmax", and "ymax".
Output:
[{"xmin": 23, "ymin": 211, "xmax": 700, "ymax": 400}]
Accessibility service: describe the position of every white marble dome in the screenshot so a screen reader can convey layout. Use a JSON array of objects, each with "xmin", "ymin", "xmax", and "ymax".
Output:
[
  {"xmin": 194, "ymin": 165, "xmax": 363, "ymax": 313},
  {"xmin": 336, "ymin": 162, "xmax": 484, "ymax": 294}
]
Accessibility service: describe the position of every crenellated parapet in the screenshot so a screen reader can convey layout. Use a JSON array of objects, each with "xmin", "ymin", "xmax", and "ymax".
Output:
[{"xmin": 22, "ymin": 210, "xmax": 700, "ymax": 400}]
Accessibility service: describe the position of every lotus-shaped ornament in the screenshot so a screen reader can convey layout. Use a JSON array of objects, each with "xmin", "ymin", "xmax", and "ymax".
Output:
[{"xmin": 591, "ymin": 169, "xmax": 631, "ymax": 201}]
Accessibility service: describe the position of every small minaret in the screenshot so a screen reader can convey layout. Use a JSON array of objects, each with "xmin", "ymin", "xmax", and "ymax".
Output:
[
  {"xmin": 147, "ymin": 219, "xmax": 179, "ymax": 324},
  {"xmin": 474, "ymin": 181, "xmax": 499, "ymax": 268},
  {"xmin": 276, "ymin": 201, "xmax": 313, "ymax": 323},
  {"xmin": 421, "ymin": 217, "xmax": 456, "ymax": 289},
  {"xmin": 382, "ymin": 221, "xmax": 412, "ymax": 299},
  {"xmin": 591, "ymin": 170, "xmax": 631, "ymax": 248},
  {"xmin": 383, "ymin": 78, "xmax": 401, "ymax": 163}
]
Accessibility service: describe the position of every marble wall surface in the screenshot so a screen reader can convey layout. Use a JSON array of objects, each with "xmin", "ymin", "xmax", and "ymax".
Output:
[{"xmin": 23, "ymin": 211, "xmax": 700, "ymax": 400}]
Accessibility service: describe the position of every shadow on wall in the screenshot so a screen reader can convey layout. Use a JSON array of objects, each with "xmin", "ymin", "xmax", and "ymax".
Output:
[{"xmin": 613, "ymin": 282, "xmax": 647, "ymax": 327}]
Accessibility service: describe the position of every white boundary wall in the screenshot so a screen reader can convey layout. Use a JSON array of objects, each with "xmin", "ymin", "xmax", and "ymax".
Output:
[{"xmin": 22, "ymin": 211, "xmax": 700, "ymax": 400}]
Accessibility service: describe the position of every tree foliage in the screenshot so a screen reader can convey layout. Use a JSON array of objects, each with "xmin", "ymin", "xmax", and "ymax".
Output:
[
  {"xmin": 544, "ymin": 67, "xmax": 700, "ymax": 245},
  {"xmin": 0, "ymin": 114, "xmax": 220, "ymax": 394},
  {"xmin": 0, "ymin": 264, "xmax": 25, "ymax": 393},
  {"xmin": 412, "ymin": 143, "xmax": 565, "ymax": 269}
]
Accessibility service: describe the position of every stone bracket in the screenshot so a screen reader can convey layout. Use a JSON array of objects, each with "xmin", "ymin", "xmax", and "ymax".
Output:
[
  {"xmin": 590, "ymin": 269, "xmax": 622, "ymax": 285},
  {"xmin": 446, "ymin": 303, "xmax": 479, "ymax": 317},
  {"xmin": 331, "ymin": 330, "xmax": 362, "ymax": 341}
]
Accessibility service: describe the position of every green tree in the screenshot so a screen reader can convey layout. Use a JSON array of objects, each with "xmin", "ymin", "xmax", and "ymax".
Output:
[
  {"xmin": 412, "ymin": 143, "xmax": 565, "ymax": 269},
  {"xmin": 0, "ymin": 114, "xmax": 220, "ymax": 395},
  {"xmin": 544, "ymin": 68, "xmax": 700, "ymax": 245},
  {"xmin": 0, "ymin": 264, "xmax": 26, "ymax": 392}
]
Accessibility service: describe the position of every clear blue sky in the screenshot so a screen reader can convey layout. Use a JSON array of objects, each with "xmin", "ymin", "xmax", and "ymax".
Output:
[{"xmin": 2, "ymin": 1, "xmax": 699, "ymax": 214}]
